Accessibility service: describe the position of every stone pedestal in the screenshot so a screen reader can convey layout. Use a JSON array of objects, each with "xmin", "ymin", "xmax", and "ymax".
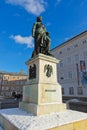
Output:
[{"xmin": 19, "ymin": 54, "xmax": 66, "ymax": 115}]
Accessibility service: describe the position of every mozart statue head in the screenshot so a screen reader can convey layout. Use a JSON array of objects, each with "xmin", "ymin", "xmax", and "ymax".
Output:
[{"xmin": 37, "ymin": 16, "xmax": 42, "ymax": 22}]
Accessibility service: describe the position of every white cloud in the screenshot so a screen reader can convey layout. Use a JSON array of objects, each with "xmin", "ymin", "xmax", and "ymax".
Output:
[
  {"xmin": 10, "ymin": 35, "xmax": 34, "ymax": 48},
  {"xmin": 6, "ymin": 0, "xmax": 46, "ymax": 15}
]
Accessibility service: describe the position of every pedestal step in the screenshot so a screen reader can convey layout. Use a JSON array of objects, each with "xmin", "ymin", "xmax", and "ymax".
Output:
[{"xmin": 19, "ymin": 102, "xmax": 66, "ymax": 116}]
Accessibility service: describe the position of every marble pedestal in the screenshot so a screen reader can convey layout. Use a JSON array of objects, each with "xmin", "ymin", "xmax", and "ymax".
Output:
[{"xmin": 19, "ymin": 54, "xmax": 66, "ymax": 115}]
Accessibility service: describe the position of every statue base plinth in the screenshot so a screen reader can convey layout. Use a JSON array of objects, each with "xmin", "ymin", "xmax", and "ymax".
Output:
[
  {"xmin": 19, "ymin": 54, "xmax": 66, "ymax": 115},
  {"xmin": 0, "ymin": 108, "xmax": 87, "ymax": 130},
  {"xmin": 19, "ymin": 102, "xmax": 66, "ymax": 116}
]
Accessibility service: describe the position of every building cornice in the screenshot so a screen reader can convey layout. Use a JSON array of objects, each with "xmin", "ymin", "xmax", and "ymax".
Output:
[
  {"xmin": 51, "ymin": 30, "xmax": 87, "ymax": 52},
  {"xmin": 0, "ymin": 71, "xmax": 27, "ymax": 76}
]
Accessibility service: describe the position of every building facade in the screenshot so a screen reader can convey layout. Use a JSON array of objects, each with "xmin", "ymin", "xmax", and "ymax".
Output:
[
  {"xmin": 0, "ymin": 70, "xmax": 27, "ymax": 96},
  {"xmin": 51, "ymin": 31, "xmax": 87, "ymax": 101}
]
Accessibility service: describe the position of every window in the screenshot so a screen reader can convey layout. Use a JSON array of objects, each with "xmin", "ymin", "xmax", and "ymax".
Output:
[
  {"xmin": 82, "ymin": 40, "xmax": 86, "ymax": 44},
  {"xmin": 67, "ymin": 47, "xmax": 70, "ymax": 51},
  {"xmin": 0, "ymin": 75, "xmax": 2, "ymax": 79},
  {"xmin": 75, "ymin": 54, "xmax": 79, "ymax": 62},
  {"xmin": 13, "ymin": 76, "xmax": 15, "ymax": 79},
  {"xmin": 74, "ymin": 44, "xmax": 78, "ymax": 48},
  {"xmin": 20, "ymin": 81, "xmax": 23, "ymax": 85},
  {"xmin": 6, "ymin": 87, "xmax": 9, "ymax": 90},
  {"xmin": 7, "ymin": 81, "xmax": 8, "ymax": 84},
  {"xmin": 3, "ymin": 81, "xmax": 7, "ymax": 85},
  {"xmin": 12, "ymin": 82, "xmax": 15, "ymax": 85},
  {"xmin": 83, "ymin": 51, "xmax": 87, "ymax": 59},
  {"xmin": 2, "ymin": 87, "xmax": 4, "ymax": 90},
  {"xmin": 16, "ymin": 87, "xmax": 20, "ymax": 91},
  {"xmin": 77, "ymin": 87, "xmax": 83, "ymax": 95},
  {"xmin": 68, "ymin": 71, "xmax": 72, "ymax": 79},
  {"xmin": 67, "ymin": 57, "xmax": 71, "ymax": 64},
  {"xmin": 59, "ymin": 51, "xmax": 62, "ymax": 54},
  {"xmin": 16, "ymin": 81, "xmax": 19, "ymax": 85},
  {"xmin": 60, "ymin": 61, "xmax": 63, "ymax": 68},
  {"xmin": 69, "ymin": 87, "xmax": 74, "ymax": 95},
  {"xmin": 60, "ymin": 77, "xmax": 64, "ymax": 80},
  {"xmin": 11, "ymin": 87, "xmax": 15, "ymax": 91},
  {"xmin": 3, "ymin": 76, "xmax": 6, "ymax": 80}
]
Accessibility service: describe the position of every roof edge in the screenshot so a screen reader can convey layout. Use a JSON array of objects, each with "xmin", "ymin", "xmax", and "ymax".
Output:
[{"xmin": 51, "ymin": 30, "xmax": 87, "ymax": 51}]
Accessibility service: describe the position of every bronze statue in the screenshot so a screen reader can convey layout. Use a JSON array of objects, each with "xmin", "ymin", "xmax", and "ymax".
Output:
[{"xmin": 32, "ymin": 16, "xmax": 51, "ymax": 57}]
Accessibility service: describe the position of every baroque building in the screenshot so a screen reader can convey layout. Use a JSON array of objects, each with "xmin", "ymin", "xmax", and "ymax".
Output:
[
  {"xmin": 0, "ymin": 70, "xmax": 27, "ymax": 96},
  {"xmin": 51, "ymin": 31, "xmax": 87, "ymax": 101}
]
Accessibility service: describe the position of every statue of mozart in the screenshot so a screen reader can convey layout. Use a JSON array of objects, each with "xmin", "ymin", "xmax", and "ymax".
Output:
[{"xmin": 32, "ymin": 16, "xmax": 51, "ymax": 57}]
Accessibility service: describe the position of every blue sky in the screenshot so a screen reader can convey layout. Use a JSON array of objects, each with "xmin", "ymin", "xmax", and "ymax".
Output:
[{"xmin": 0, "ymin": 0, "xmax": 87, "ymax": 73}]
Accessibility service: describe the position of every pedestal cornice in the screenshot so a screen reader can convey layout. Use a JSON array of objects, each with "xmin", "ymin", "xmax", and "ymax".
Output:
[{"xmin": 25, "ymin": 53, "xmax": 60, "ymax": 65}]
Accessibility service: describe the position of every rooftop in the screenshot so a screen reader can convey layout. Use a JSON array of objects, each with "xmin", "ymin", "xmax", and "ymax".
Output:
[
  {"xmin": 51, "ymin": 30, "xmax": 87, "ymax": 52},
  {"xmin": 0, "ymin": 70, "xmax": 27, "ymax": 76}
]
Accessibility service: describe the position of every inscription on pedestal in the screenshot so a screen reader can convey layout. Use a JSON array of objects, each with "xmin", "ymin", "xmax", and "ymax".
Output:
[{"xmin": 45, "ymin": 89, "xmax": 56, "ymax": 92}]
